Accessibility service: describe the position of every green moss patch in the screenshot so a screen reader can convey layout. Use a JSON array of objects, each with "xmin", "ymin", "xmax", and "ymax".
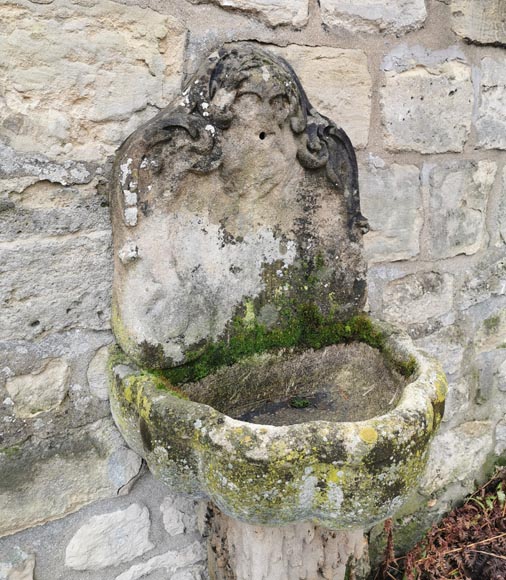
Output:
[{"xmin": 158, "ymin": 311, "xmax": 415, "ymax": 386}]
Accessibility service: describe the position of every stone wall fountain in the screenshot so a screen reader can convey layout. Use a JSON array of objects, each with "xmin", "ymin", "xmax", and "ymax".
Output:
[{"xmin": 109, "ymin": 44, "xmax": 447, "ymax": 579}]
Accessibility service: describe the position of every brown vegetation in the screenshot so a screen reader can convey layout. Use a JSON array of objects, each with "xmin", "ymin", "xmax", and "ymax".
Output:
[{"xmin": 376, "ymin": 469, "xmax": 506, "ymax": 580}]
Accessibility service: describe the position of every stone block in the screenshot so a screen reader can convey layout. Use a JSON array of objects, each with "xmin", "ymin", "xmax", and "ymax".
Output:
[
  {"xmin": 381, "ymin": 48, "xmax": 473, "ymax": 153},
  {"xmin": 5, "ymin": 358, "xmax": 69, "ymax": 419},
  {"xmin": 424, "ymin": 161, "xmax": 496, "ymax": 259},
  {"xmin": 320, "ymin": 0, "xmax": 426, "ymax": 34},
  {"xmin": 421, "ymin": 421, "xmax": 494, "ymax": 494},
  {"xmin": 474, "ymin": 308, "xmax": 506, "ymax": 353},
  {"xmin": 269, "ymin": 45, "xmax": 371, "ymax": 148},
  {"xmin": 0, "ymin": 141, "xmax": 95, "ymax": 196},
  {"xmin": 457, "ymin": 251, "xmax": 506, "ymax": 311},
  {"xmin": 0, "ymin": 2, "xmax": 185, "ymax": 161},
  {"xmin": 0, "ymin": 548, "xmax": 35, "ymax": 580},
  {"xmin": 65, "ymin": 504, "xmax": 153, "ymax": 570},
  {"xmin": 452, "ymin": 0, "xmax": 506, "ymax": 46},
  {"xmin": 500, "ymin": 167, "xmax": 506, "ymax": 244},
  {"xmin": 160, "ymin": 495, "xmax": 198, "ymax": 537},
  {"xmin": 476, "ymin": 57, "xmax": 506, "ymax": 150},
  {"xmin": 0, "ymin": 419, "xmax": 142, "ymax": 537},
  {"xmin": 1, "ymin": 180, "xmax": 110, "ymax": 243},
  {"xmin": 415, "ymin": 325, "xmax": 465, "ymax": 377},
  {"xmin": 0, "ymin": 232, "xmax": 112, "ymax": 341},
  {"xmin": 87, "ymin": 346, "xmax": 110, "ymax": 401},
  {"xmin": 190, "ymin": 0, "xmax": 308, "ymax": 27},
  {"xmin": 381, "ymin": 272, "xmax": 454, "ymax": 326},
  {"xmin": 495, "ymin": 416, "xmax": 506, "ymax": 456},
  {"xmin": 360, "ymin": 161, "xmax": 421, "ymax": 262},
  {"xmin": 115, "ymin": 542, "xmax": 206, "ymax": 580}
]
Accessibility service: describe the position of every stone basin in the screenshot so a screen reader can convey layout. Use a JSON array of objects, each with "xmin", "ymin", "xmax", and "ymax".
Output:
[{"xmin": 109, "ymin": 320, "xmax": 447, "ymax": 530}]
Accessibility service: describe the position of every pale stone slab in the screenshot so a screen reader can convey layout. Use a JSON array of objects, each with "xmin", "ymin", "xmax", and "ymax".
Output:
[
  {"xmin": 476, "ymin": 57, "xmax": 506, "ymax": 150},
  {"xmin": 115, "ymin": 542, "xmax": 205, "ymax": 580},
  {"xmin": 6, "ymin": 358, "xmax": 69, "ymax": 418},
  {"xmin": 457, "ymin": 251, "xmax": 506, "ymax": 311},
  {"xmin": 360, "ymin": 161, "xmax": 421, "ymax": 262},
  {"xmin": 87, "ymin": 346, "xmax": 110, "ymax": 401},
  {"xmin": 0, "ymin": 232, "xmax": 112, "ymax": 341},
  {"xmin": 65, "ymin": 504, "xmax": 153, "ymax": 571},
  {"xmin": 381, "ymin": 49, "xmax": 473, "ymax": 153},
  {"xmin": 320, "ymin": 0, "xmax": 426, "ymax": 34},
  {"xmin": 190, "ymin": 0, "xmax": 308, "ymax": 27},
  {"xmin": 424, "ymin": 161, "xmax": 496, "ymax": 259},
  {"xmin": 415, "ymin": 325, "xmax": 465, "ymax": 378},
  {"xmin": 160, "ymin": 495, "xmax": 198, "ymax": 536},
  {"xmin": 0, "ymin": 548, "xmax": 35, "ymax": 580},
  {"xmin": 0, "ymin": 141, "xmax": 94, "ymax": 197},
  {"xmin": 269, "ymin": 45, "xmax": 371, "ymax": 148},
  {"xmin": 0, "ymin": 419, "xmax": 142, "ymax": 537},
  {"xmin": 452, "ymin": 0, "xmax": 506, "ymax": 46},
  {"xmin": 495, "ymin": 416, "xmax": 506, "ymax": 456},
  {"xmin": 421, "ymin": 421, "xmax": 493, "ymax": 494},
  {"xmin": 381, "ymin": 272, "xmax": 454, "ymax": 326},
  {"xmin": 500, "ymin": 167, "xmax": 506, "ymax": 244},
  {"xmin": 0, "ymin": 1, "xmax": 185, "ymax": 161}
]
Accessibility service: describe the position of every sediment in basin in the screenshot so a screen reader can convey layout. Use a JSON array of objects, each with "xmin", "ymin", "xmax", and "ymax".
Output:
[{"xmin": 181, "ymin": 342, "xmax": 407, "ymax": 425}]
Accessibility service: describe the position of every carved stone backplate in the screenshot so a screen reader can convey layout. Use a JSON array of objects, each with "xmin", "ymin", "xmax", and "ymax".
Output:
[{"xmin": 111, "ymin": 43, "xmax": 368, "ymax": 369}]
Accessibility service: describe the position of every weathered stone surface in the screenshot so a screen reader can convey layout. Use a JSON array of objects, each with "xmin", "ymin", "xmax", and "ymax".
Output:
[
  {"xmin": 476, "ymin": 57, "xmax": 506, "ymax": 150},
  {"xmin": 457, "ymin": 251, "xmax": 506, "ymax": 311},
  {"xmin": 207, "ymin": 504, "xmax": 370, "ymax": 580},
  {"xmin": 415, "ymin": 325, "xmax": 465, "ymax": 378},
  {"xmin": 87, "ymin": 346, "xmax": 111, "ymax": 401},
  {"xmin": 115, "ymin": 542, "xmax": 206, "ymax": 580},
  {"xmin": 65, "ymin": 504, "xmax": 153, "ymax": 570},
  {"xmin": 381, "ymin": 48, "xmax": 473, "ymax": 153},
  {"xmin": 0, "ymin": 232, "xmax": 112, "ymax": 341},
  {"xmin": 5, "ymin": 358, "xmax": 69, "ymax": 418},
  {"xmin": 381, "ymin": 272, "xmax": 454, "ymax": 327},
  {"xmin": 421, "ymin": 422, "xmax": 494, "ymax": 494},
  {"xmin": 424, "ymin": 161, "xmax": 496, "ymax": 259},
  {"xmin": 0, "ymin": 548, "xmax": 35, "ymax": 580},
  {"xmin": 0, "ymin": 330, "xmax": 113, "ymax": 451},
  {"xmin": 161, "ymin": 496, "xmax": 198, "ymax": 537},
  {"xmin": 495, "ymin": 415, "xmax": 506, "ymax": 456},
  {"xmin": 452, "ymin": 0, "xmax": 506, "ymax": 46},
  {"xmin": 360, "ymin": 160, "xmax": 421, "ymax": 262},
  {"xmin": 269, "ymin": 45, "xmax": 371, "ymax": 148},
  {"xmin": 474, "ymin": 348, "xmax": 506, "ymax": 415},
  {"xmin": 320, "ymin": 0, "xmax": 426, "ymax": 34},
  {"xmin": 1, "ymin": 180, "xmax": 110, "ymax": 243},
  {"xmin": 0, "ymin": 141, "xmax": 95, "ymax": 197},
  {"xmin": 474, "ymin": 308, "xmax": 506, "ymax": 353},
  {"xmin": 111, "ymin": 44, "xmax": 367, "ymax": 368},
  {"xmin": 0, "ymin": 419, "xmax": 142, "ymax": 537},
  {"xmin": 109, "ymin": 322, "xmax": 447, "ymax": 530},
  {"xmin": 500, "ymin": 167, "xmax": 506, "ymax": 244},
  {"xmin": 190, "ymin": 0, "xmax": 308, "ymax": 27},
  {"xmin": 0, "ymin": 1, "xmax": 185, "ymax": 162}
]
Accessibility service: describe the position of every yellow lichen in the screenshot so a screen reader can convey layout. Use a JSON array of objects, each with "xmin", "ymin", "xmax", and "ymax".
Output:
[{"xmin": 359, "ymin": 426, "xmax": 378, "ymax": 445}]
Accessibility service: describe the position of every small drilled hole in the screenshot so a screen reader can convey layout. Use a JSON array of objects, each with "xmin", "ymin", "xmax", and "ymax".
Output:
[{"xmin": 259, "ymin": 132, "xmax": 266, "ymax": 140}]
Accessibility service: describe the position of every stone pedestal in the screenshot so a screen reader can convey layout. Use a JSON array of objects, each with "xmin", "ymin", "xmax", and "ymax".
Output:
[{"xmin": 205, "ymin": 504, "xmax": 370, "ymax": 580}]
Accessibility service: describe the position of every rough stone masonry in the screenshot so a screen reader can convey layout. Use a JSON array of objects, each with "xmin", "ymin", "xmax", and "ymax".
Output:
[{"xmin": 0, "ymin": 0, "xmax": 505, "ymax": 578}]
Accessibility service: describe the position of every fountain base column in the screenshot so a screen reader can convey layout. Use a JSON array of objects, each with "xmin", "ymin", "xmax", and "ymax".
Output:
[{"xmin": 204, "ymin": 504, "xmax": 371, "ymax": 580}]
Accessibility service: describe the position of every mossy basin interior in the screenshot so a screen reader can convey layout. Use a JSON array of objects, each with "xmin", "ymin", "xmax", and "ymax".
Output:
[{"xmin": 109, "ymin": 320, "xmax": 447, "ymax": 530}]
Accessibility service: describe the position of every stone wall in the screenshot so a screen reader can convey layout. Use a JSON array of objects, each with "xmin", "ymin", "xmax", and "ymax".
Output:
[{"xmin": 0, "ymin": 0, "xmax": 505, "ymax": 577}]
